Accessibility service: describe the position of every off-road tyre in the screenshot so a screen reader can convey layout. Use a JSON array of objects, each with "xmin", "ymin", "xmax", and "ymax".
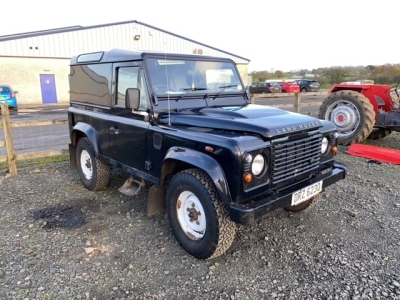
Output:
[
  {"xmin": 166, "ymin": 168, "xmax": 236, "ymax": 259},
  {"xmin": 319, "ymin": 90, "xmax": 375, "ymax": 145},
  {"xmin": 76, "ymin": 137, "xmax": 110, "ymax": 191},
  {"xmin": 284, "ymin": 193, "xmax": 322, "ymax": 213},
  {"xmin": 367, "ymin": 128, "xmax": 392, "ymax": 140}
]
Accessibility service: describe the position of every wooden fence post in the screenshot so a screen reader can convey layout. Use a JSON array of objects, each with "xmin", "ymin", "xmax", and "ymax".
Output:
[
  {"xmin": 294, "ymin": 92, "xmax": 301, "ymax": 113},
  {"xmin": 1, "ymin": 104, "xmax": 17, "ymax": 175}
]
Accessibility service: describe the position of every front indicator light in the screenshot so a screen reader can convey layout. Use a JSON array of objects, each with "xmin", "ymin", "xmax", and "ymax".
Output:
[
  {"xmin": 331, "ymin": 146, "xmax": 338, "ymax": 154},
  {"xmin": 244, "ymin": 172, "xmax": 252, "ymax": 183}
]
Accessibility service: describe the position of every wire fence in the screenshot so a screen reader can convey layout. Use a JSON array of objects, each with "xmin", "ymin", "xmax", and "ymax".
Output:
[{"xmin": 0, "ymin": 106, "xmax": 70, "ymax": 175}]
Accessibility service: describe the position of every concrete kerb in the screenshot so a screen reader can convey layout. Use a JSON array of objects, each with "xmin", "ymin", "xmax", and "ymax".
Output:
[{"xmin": 18, "ymin": 103, "xmax": 69, "ymax": 113}]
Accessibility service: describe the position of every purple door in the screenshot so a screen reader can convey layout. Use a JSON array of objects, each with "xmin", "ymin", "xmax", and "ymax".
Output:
[{"xmin": 40, "ymin": 74, "xmax": 57, "ymax": 104}]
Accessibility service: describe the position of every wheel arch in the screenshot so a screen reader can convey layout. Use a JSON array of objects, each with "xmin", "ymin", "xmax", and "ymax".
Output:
[
  {"xmin": 162, "ymin": 147, "xmax": 232, "ymax": 204},
  {"xmin": 71, "ymin": 122, "xmax": 100, "ymax": 157},
  {"xmin": 329, "ymin": 87, "xmax": 379, "ymax": 114}
]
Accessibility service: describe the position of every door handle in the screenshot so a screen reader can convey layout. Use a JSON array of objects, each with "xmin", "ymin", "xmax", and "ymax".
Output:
[{"xmin": 110, "ymin": 126, "xmax": 121, "ymax": 134}]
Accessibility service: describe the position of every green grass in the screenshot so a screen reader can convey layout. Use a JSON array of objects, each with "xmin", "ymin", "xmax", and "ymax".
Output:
[{"xmin": 1, "ymin": 154, "xmax": 69, "ymax": 174}]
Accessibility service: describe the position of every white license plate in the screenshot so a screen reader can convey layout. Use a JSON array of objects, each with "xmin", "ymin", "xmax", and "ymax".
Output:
[{"xmin": 291, "ymin": 181, "xmax": 322, "ymax": 206}]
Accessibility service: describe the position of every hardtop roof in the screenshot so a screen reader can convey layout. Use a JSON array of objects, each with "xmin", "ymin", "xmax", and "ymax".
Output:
[{"xmin": 70, "ymin": 48, "xmax": 236, "ymax": 65}]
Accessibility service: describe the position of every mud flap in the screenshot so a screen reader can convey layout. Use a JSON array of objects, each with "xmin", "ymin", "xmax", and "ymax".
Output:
[
  {"xmin": 147, "ymin": 185, "xmax": 166, "ymax": 217},
  {"xmin": 69, "ymin": 144, "xmax": 77, "ymax": 170}
]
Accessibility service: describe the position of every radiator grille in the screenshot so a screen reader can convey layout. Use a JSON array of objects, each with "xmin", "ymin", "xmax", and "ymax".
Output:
[{"xmin": 272, "ymin": 134, "xmax": 321, "ymax": 184}]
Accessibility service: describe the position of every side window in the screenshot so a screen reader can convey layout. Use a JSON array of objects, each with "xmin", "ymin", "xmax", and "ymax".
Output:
[
  {"xmin": 117, "ymin": 67, "xmax": 149, "ymax": 110},
  {"xmin": 117, "ymin": 67, "xmax": 139, "ymax": 106}
]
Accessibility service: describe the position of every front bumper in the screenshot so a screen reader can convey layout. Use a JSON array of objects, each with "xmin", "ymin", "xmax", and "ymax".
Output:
[{"xmin": 229, "ymin": 162, "xmax": 346, "ymax": 224}]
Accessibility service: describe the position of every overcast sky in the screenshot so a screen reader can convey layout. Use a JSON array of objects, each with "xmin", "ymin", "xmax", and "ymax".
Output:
[{"xmin": 2, "ymin": 0, "xmax": 398, "ymax": 72}]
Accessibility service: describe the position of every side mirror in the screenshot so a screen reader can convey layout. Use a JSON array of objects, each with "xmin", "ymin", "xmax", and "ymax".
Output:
[
  {"xmin": 245, "ymin": 89, "xmax": 251, "ymax": 101},
  {"xmin": 14, "ymin": 90, "xmax": 19, "ymax": 94},
  {"xmin": 125, "ymin": 88, "xmax": 140, "ymax": 110}
]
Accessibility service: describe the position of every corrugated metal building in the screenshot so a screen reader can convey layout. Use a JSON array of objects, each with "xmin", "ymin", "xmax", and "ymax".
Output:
[{"xmin": 0, "ymin": 20, "xmax": 250, "ymax": 106}]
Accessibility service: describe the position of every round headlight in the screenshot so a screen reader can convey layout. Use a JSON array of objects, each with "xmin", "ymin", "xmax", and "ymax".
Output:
[
  {"xmin": 251, "ymin": 154, "xmax": 265, "ymax": 176},
  {"xmin": 321, "ymin": 137, "xmax": 329, "ymax": 154}
]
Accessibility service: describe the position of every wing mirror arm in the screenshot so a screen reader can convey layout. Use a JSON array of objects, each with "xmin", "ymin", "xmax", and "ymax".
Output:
[{"xmin": 151, "ymin": 93, "xmax": 159, "ymax": 106}]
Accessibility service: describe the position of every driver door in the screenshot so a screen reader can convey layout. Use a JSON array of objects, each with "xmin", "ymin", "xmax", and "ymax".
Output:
[{"xmin": 108, "ymin": 63, "xmax": 150, "ymax": 174}]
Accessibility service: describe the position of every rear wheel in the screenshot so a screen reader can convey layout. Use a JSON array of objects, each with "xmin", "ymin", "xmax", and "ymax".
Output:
[
  {"xmin": 318, "ymin": 90, "xmax": 375, "ymax": 145},
  {"xmin": 166, "ymin": 169, "xmax": 236, "ymax": 259},
  {"xmin": 9, "ymin": 107, "xmax": 18, "ymax": 115},
  {"xmin": 301, "ymin": 88, "xmax": 308, "ymax": 93},
  {"xmin": 76, "ymin": 137, "xmax": 110, "ymax": 191}
]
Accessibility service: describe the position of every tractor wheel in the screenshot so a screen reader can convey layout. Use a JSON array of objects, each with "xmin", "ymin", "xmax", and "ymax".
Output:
[
  {"xmin": 367, "ymin": 128, "xmax": 392, "ymax": 140},
  {"xmin": 318, "ymin": 90, "xmax": 375, "ymax": 145},
  {"xmin": 166, "ymin": 168, "xmax": 236, "ymax": 259}
]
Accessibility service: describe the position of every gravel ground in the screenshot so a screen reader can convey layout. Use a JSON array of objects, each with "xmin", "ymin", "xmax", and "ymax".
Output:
[{"xmin": 1, "ymin": 139, "xmax": 400, "ymax": 299}]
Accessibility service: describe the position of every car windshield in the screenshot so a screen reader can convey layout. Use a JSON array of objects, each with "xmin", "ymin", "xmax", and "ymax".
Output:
[{"xmin": 146, "ymin": 58, "xmax": 243, "ymax": 96}]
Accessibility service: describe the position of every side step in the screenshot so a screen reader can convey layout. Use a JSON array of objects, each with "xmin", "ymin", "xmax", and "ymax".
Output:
[{"xmin": 118, "ymin": 177, "xmax": 146, "ymax": 197}]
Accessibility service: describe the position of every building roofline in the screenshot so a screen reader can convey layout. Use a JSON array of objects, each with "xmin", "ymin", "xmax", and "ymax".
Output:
[
  {"xmin": 0, "ymin": 20, "xmax": 250, "ymax": 63},
  {"xmin": 135, "ymin": 21, "xmax": 250, "ymax": 62},
  {"xmin": 0, "ymin": 25, "xmax": 84, "ymax": 40}
]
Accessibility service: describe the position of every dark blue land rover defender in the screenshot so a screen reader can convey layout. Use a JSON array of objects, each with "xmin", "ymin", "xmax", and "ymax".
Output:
[{"xmin": 68, "ymin": 48, "xmax": 346, "ymax": 259}]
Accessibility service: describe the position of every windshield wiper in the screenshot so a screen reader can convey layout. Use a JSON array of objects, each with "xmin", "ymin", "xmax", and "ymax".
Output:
[
  {"xmin": 213, "ymin": 85, "xmax": 239, "ymax": 100},
  {"xmin": 176, "ymin": 87, "xmax": 207, "ymax": 101}
]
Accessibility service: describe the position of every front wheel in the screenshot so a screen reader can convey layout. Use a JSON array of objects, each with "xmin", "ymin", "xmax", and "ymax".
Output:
[
  {"xmin": 76, "ymin": 137, "xmax": 110, "ymax": 191},
  {"xmin": 166, "ymin": 169, "xmax": 236, "ymax": 259},
  {"xmin": 318, "ymin": 90, "xmax": 375, "ymax": 145}
]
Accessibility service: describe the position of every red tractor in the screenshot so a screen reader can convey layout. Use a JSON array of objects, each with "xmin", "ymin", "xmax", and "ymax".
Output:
[{"xmin": 318, "ymin": 82, "xmax": 400, "ymax": 145}]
